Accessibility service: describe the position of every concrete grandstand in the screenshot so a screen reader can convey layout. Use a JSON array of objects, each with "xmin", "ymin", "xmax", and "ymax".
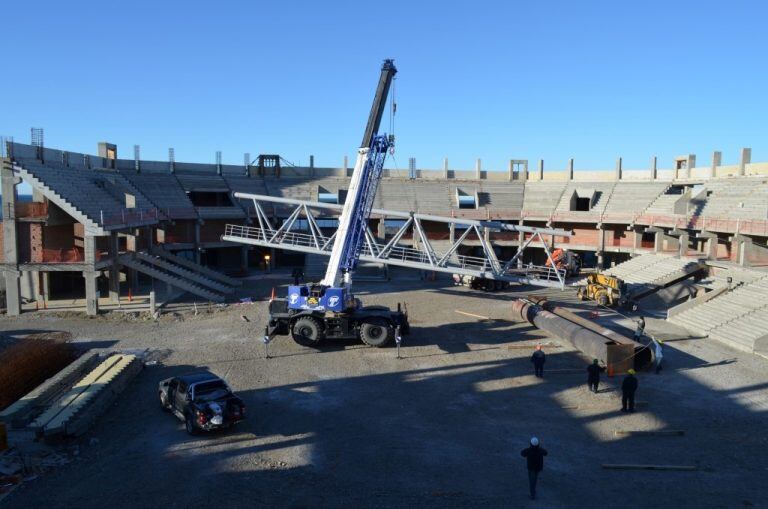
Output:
[{"xmin": 2, "ymin": 140, "xmax": 768, "ymax": 355}]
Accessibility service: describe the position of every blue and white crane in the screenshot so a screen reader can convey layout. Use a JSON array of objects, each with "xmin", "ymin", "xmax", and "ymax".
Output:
[
  {"xmin": 262, "ymin": 59, "xmax": 408, "ymax": 347},
  {"xmin": 224, "ymin": 59, "xmax": 575, "ymax": 347}
]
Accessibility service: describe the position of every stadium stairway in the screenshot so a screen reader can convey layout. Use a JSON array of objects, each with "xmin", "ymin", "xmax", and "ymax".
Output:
[
  {"xmin": 13, "ymin": 163, "xmax": 104, "ymax": 233},
  {"xmin": 668, "ymin": 274, "xmax": 768, "ymax": 354},
  {"xmin": 120, "ymin": 251, "xmax": 237, "ymax": 302},
  {"xmin": 600, "ymin": 253, "xmax": 705, "ymax": 297}
]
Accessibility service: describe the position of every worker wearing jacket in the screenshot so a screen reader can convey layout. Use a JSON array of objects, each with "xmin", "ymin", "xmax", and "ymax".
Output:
[
  {"xmin": 586, "ymin": 359, "xmax": 603, "ymax": 393},
  {"xmin": 621, "ymin": 369, "xmax": 639, "ymax": 412},
  {"xmin": 531, "ymin": 345, "xmax": 546, "ymax": 378},
  {"xmin": 521, "ymin": 437, "xmax": 548, "ymax": 500}
]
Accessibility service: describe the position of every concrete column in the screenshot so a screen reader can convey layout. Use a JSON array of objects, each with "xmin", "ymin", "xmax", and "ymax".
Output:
[
  {"xmin": 449, "ymin": 222, "xmax": 455, "ymax": 243},
  {"xmin": 632, "ymin": 229, "xmax": 642, "ymax": 254},
  {"xmin": 738, "ymin": 147, "xmax": 751, "ymax": 176},
  {"xmin": 596, "ymin": 225, "xmax": 605, "ymax": 269},
  {"xmin": 508, "ymin": 160, "xmax": 515, "ymax": 182},
  {"xmin": 443, "ymin": 158, "xmax": 449, "ymax": 179},
  {"xmin": 537, "ymin": 159, "xmax": 544, "ymax": 180},
  {"xmin": 521, "ymin": 160, "xmax": 528, "ymax": 182},
  {"xmin": 149, "ymin": 290, "xmax": 156, "ymax": 315},
  {"xmin": 240, "ymin": 246, "xmax": 249, "ymax": 272},
  {"xmin": 651, "ymin": 156, "xmax": 657, "ymax": 180},
  {"xmin": 194, "ymin": 222, "xmax": 202, "ymax": 264},
  {"xmin": 679, "ymin": 233, "xmax": 689, "ymax": 258},
  {"xmin": 654, "ymin": 230, "xmax": 663, "ymax": 253},
  {"xmin": 108, "ymin": 232, "xmax": 120, "ymax": 303},
  {"xmin": 475, "ymin": 158, "xmax": 482, "ymax": 179},
  {"xmin": 377, "ymin": 217, "xmax": 386, "ymax": 239},
  {"xmin": 710, "ymin": 151, "xmax": 721, "ymax": 179},
  {"xmin": 83, "ymin": 233, "xmax": 99, "ymax": 315},
  {"xmin": 705, "ymin": 237, "xmax": 717, "ymax": 260},
  {"xmin": 686, "ymin": 154, "xmax": 695, "ymax": 179},
  {"xmin": 615, "ymin": 157, "xmax": 623, "ymax": 180},
  {"xmin": 2, "ymin": 160, "xmax": 21, "ymax": 315},
  {"xmin": 567, "ymin": 159, "xmax": 574, "ymax": 180},
  {"xmin": 343, "ymin": 155, "xmax": 349, "ymax": 177},
  {"xmin": 42, "ymin": 272, "xmax": 50, "ymax": 307},
  {"xmin": 33, "ymin": 271, "xmax": 44, "ymax": 308},
  {"xmin": 309, "ymin": 155, "xmax": 315, "ymax": 177},
  {"xmin": 83, "ymin": 271, "xmax": 99, "ymax": 316}
]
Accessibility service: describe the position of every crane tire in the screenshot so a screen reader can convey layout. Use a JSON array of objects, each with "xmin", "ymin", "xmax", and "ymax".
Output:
[
  {"xmin": 359, "ymin": 318, "xmax": 394, "ymax": 347},
  {"xmin": 292, "ymin": 316, "xmax": 324, "ymax": 347}
]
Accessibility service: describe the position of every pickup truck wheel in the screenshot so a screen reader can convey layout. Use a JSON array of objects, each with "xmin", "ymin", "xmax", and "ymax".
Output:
[
  {"xmin": 359, "ymin": 318, "xmax": 394, "ymax": 347},
  {"xmin": 292, "ymin": 316, "xmax": 324, "ymax": 347},
  {"xmin": 185, "ymin": 414, "xmax": 198, "ymax": 435}
]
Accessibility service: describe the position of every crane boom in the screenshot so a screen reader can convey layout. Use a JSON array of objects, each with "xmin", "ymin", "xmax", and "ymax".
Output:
[{"xmin": 321, "ymin": 59, "xmax": 397, "ymax": 288}]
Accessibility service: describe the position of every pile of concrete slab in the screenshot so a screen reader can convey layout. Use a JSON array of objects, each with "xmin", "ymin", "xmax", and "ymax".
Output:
[{"xmin": 0, "ymin": 353, "xmax": 142, "ymax": 442}]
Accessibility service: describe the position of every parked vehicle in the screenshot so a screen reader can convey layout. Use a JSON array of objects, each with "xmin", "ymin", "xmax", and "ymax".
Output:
[{"xmin": 158, "ymin": 372, "xmax": 245, "ymax": 435}]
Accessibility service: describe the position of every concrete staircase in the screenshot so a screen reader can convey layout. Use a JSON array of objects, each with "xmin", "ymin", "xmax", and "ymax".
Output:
[
  {"xmin": 150, "ymin": 246, "xmax": 242, "ymax": 287},
  {"xmin": 600, "ymin": 253, "xmax": 704, "ymax": 297},
  {"xmin": 668, "ymin": 274, "xmax": 768, "ymax": 353},
  {"xmin": 13, "ymin": 163, "xmax": 104, "ymax": 233},
  {"xmin": 120, "ymin": 252, "xmax": 234, "ymax": 302}
]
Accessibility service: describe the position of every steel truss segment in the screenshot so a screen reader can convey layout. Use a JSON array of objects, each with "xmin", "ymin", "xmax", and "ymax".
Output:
[
  {"xmin": 231, "ymin": 193, "xmax": 572, "ymax": 237},
  {"xmin": 224, "ymin": 195, "xmax": 570, "ymax": 289}
]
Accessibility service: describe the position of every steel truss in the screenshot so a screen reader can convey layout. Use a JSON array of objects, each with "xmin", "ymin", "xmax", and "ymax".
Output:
[{"xmin": 223, "ymin": 193, "xmax": 574, "ymax": 288}]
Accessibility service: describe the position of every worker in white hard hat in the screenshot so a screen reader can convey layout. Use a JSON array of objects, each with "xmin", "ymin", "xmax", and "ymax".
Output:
[{"xmin": 521, "ymin": 436, "xmax": 548, "ymax": 500}]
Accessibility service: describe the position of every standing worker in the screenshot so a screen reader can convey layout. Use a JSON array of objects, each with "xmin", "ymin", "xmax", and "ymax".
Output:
[
  {"xmin": 521, "ymin": 437, "xmax": 548, "ymax": 500},
  {"xmin": 653, "ymin": 338, "xmax": 664, "ymax": 374},
  {"xmin": 633, "ymin": 316, "xmax": 646, "ymax": 341},
  {"xmin": 586, "ymin": 359, "xmax": 603, "ymax": 393},
  {"xmin": 531, "ymin": 344, "xmax": 546, "ymax": 378},
  {"xmin": 621, "ymin": 369, "xmax": 639, "ymax": 412}
]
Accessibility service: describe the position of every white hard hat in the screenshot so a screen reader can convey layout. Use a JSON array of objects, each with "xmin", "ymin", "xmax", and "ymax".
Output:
[{"xmin": 530, "ymin": 437, "xmax": 539, "ymax": 446}]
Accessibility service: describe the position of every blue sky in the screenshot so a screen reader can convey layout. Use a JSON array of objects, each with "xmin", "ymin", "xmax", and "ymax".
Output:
[{"xmin": 2, "ymin": 0, "xmax": 766, "ymax": 172}]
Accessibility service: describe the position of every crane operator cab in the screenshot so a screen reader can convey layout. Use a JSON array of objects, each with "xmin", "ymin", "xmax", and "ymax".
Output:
[{"xmin": 286, "ymin": 283, "xmax": 353, "ymax": 313}]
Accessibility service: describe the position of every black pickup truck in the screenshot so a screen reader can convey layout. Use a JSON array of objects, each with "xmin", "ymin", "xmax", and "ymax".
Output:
[{"xmin": 158, "ymin": 372, "xmax": 246, "ymax": 435}]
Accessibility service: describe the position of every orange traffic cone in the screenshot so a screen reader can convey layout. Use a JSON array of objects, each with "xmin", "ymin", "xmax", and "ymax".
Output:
[{"xmin": 269, "ymin": 287, "xmax": 276, "ymax": 301}]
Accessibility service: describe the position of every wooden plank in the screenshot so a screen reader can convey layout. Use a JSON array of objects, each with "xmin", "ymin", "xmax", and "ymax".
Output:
[
  {"xmin": 614, "ymin": 430, "xmax": 685, "ymax": 437},
  {"xmin": 601, "ymin": 464, "xmax": 697, "ymax": 471},
  {"xmin": 454, "ymin": 310, "xmax": 491, "ymax": 321}
]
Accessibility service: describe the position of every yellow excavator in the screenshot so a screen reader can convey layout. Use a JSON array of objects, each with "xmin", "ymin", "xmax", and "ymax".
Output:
[{"xmin": 577, "ymin": 273, "xmax": 627, "ymax": 307}]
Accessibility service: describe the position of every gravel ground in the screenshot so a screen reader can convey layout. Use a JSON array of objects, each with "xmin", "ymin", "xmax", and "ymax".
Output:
[{"xmin": 1, "ymin": 275, "xmax": 767, "ymax": 508}]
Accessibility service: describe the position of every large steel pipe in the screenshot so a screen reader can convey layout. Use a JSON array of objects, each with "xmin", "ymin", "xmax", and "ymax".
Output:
[{"xmin": 511, "ymin": 299, "xmax": 653, "ymax": 373}]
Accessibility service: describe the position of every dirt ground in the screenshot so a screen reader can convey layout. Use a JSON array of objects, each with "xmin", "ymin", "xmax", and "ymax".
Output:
[{"xmin": 1, "ymin": 274, "xmax": 767, "ymax": 508}]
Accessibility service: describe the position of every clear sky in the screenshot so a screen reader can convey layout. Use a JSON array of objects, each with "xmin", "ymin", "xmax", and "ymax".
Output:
[{"xmin": 2, "ymin": 0, "xmax": 766, "ymax": 173}]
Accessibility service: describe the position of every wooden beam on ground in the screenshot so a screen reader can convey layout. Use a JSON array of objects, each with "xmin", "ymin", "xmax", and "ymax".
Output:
[
  {"xmin": 454, "ymin": 310, "xmax": 491, "ymax": 321},
  {"xmin": 602, "ymin": 464, "xmax": 697, "ymax": 471},
  {"xmin": 614, "ymin": 430, "xmax": 685, "ymax": 437}
]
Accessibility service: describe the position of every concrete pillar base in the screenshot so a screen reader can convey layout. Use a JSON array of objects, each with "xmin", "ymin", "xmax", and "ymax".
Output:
[
  {"xmin": 83, "ymin": 271, "xmax": 99, "ymax": 316},
  {"xmin": 4, "ymin": 271, "xmax": 21, "ymax": 316}
]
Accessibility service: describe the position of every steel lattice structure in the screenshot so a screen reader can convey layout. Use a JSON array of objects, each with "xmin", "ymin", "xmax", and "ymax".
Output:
[{"xmin": 223, "ymin": 193, "xmax": 574, "ymax": 289}]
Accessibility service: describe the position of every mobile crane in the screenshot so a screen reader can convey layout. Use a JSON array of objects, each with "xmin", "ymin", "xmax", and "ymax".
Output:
[{"xmin": 265, "ymin": 59, "xmax": 409, "ymax": 348}]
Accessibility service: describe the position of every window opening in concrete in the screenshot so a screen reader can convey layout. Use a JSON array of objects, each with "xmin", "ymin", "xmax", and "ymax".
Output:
[{"xmin": 188, "ymin": 191, "xmax": 234, "ymax": 207}]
